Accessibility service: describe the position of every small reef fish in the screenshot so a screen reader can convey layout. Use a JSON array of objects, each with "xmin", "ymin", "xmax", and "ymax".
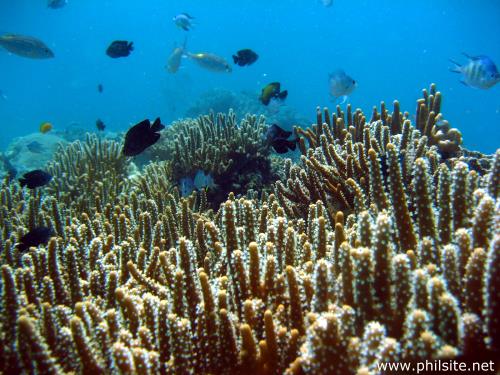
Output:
[
  {"xmin": 266, "ymin": 124, "xmax": 298, "ymax": 154},
  {"xmin": 19, "ymin": 169, "xmax": 52, "ymax": 189},
  {"xmin": 47, "ymin": 0, "xmax": 67, "ymax": 9},
  {"xmin": 321, "ymin": 0, "xmax": 333, "ymax": 7},
  {"xmin": 179, "ymin": 169, "xmax": 215, "ymax": 196},
  {"xmin": 40, "ymin": 122, "xmax": 53, "ymax": 133},
  {"xmin": 97, "ymin": 83, "xmax": 103, "ymax": 93},
  {"xmin": 449, "ymin": 53, "xmax": 500, "ymax": 89},
  {"xmin": 0, "ymin": 152, "xmax": 17, "ymax": 180},
  {"xmin": 16, "ymin": 226, "xmax": 54, "ymax": 252},
  {"xmin": 186, "ymin": 52, "xmax": 232, "ymax": 72},
  {"xmin": 233, "ymin": 49, "xmax": 258, "ymax": 67},
  {"xmin": 106, "ymin": 41, "xmax": 133, "ymax": 58},
  {"xmin": 26, "ymin": 141, "xmax": 45, "ymax": 154},
  {"xmin": 166, "ymin": 39, "xmax": 187, "ymax": 73},
  {"xmin": 328, "ymin": 69, "xmax": 356, "ymax": 104},
  {"xmin": 173, "ymin": 13, "xmax": 195, "ymax": 31},
  {"xmin": 0, "ymin": 34, "xmax": 54, "ymax": 59},
  {"xmin": 122, "ymin": 117, "xmax": 165, "ymax": 156},
  {"xmin": 96, "ymin": 118, "xmax": 105, "ymax": 131},
  {"xmin": 260, "ymin": 82, "xmax": 288, "ymax": 106}
]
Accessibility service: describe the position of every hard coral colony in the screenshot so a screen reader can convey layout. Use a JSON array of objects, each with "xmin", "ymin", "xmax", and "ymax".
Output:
[{"xmin": 0, "ymin": 85, "xmax": 499, "ymax": 374}]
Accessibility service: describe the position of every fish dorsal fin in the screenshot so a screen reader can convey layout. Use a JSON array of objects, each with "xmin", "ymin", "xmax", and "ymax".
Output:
[{"xmin": 151, "ymin": 117, "xmax": 165, "ymax": 132}]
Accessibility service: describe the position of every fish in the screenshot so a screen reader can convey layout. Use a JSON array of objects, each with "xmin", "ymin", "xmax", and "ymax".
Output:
[
  {"xmin": 19, "ymin": 169, "xmax": 52, "ymax": 189},
  {"xmin": 166, "ymin": 38, "xmax": 187, "ymax": 73},
  {"xmin": 449, "ymin": 53, "xmax": 500, "ymax": 89},
  {"xmin": 0, "ymin": 89, "xmax": 6, "ymax": 100},
  {"xmin": 328, "ymin": 70, "xmax": 356, "ymax": 104},
  {"xmin": 40, "ymin": 122, "xmax": 53, "ymax": 133},
  {"xmin": 47, "ymin": 0, "xmax": 67, "ymax": 9},
  {"xmin": 321, "ymin": 0, "xmax": 333, "ymax": 7},
  {"xmin": 265, "ymin": 124, "xmax": 298, "ymax": 154},
  {"xmin": 97, "ymin": 83, "xmax": 103, "ymax": 93},
  {"xmin": 122, "ymin": 117, "xmax": 165, "ymax": 156},
  {"xmin": 106, "ymin": 41, "xmax": 133, "ymax": 58},
  {"xmin": 194, "ymin": 170, "xmax": 215, "ymax": 190},
  {"xmin": 26, "ymin": 141, "xmax": 45, "ymax": 154},
  {"xmin": 186, "ymin": 52, "xmax": 232, "ymax": 72},
  {"xmin": 260, "ymin": 82, "xmax": 288, "ymax": 105},
  {"xmin": 179, "ymin": 176, "xmax": 195, "ymax": 197},
  {"xmin": 0, "ymin": 152, "xmax": 17, "ymax": 180},
  {"xmin": 96, "ymin": 118, "xmax": 105, "ymax": 131},
  {"xmin": 173, "ymin": 13, "xmax": 195, "ymax": 31},
  {"xmin": 16, "ymin": 226, "xmax": 54, "ymax": 252},
  {"xmin": 0, "ymin": 34, "xmax": 54, "ymax": 59},
  {"xmin": 232, "ymin": 49, "xmax": 258, "ymax": 67}
]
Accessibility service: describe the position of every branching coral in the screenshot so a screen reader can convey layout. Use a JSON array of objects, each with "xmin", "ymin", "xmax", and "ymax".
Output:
[
  {"xmin": 152, "ymin": 110, "xmax": 279, "ymax": 207},
  {"xmin": 0, "ymin": 85, "xmax": 498, "ymax": 374},
  {"xmin": 46, "ymin": 133, "xmax": 131, "ymax": 214}
]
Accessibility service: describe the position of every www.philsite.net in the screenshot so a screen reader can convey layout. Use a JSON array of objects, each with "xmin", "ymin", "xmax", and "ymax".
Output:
[{"xmin": 377, "ymin": 359, "xmax": 495, "ymax": 373}]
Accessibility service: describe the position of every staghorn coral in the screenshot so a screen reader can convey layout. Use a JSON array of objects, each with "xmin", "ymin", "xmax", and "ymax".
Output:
[
  {"xmin": 151, "ymin": 110, "xmax": 279, "ymax": 208},
  {"xmin": 0, "ymin": 85, "xmax": 499, "ymax": 373},
  {"xmin": 46, "ymin": 133, "xmax": 131, "ymax": 214}
]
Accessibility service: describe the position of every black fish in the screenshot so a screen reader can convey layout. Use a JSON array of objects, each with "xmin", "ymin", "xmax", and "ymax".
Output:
[
  {"xmin": 266, "ymin": 124, "xmax": 298, "ymax": 154},
  {"xmin": 266, "ymin": 124, "xmax": 292, "ymax": 140},
  {"xmin": 19, "ymin": 169, "xmax": 52, "ymax": 189},
  {"xmin": 271, "ymin": 138, "xmax": 297, "ymax": 154},
  {"xmin": 96, "ymin": 118, "xmax": 105, "ymax": 131},
  {"xmin": 123, "ymin": 117, "xmax": 165, "ymax": 156},
  {"xmin": 16, "ymin": 226, "xmax": 54, "ymax": 252},
  {"xmin": 260, "ymin": 82, "xmax": 288, "ymax": 105},
  {"xmin": 232, "ymin": 49, "xmax": 258, "ymax": 67},
  {"xmin": 97, "ymin": 83, "xmax": 103, "ymax": 93},
  {"xmin": 106, "ymin": 41, "xmax": 133, "ymax": 58}
]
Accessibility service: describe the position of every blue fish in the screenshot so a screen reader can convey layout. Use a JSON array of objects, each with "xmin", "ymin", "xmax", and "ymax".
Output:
[
  {"xmin": 449, "ymin": 53, "xmax": 500, "ymax": 89},
  {"xmin": 328, "ymin": 70, "xmax": 356, "ymax": 104}
]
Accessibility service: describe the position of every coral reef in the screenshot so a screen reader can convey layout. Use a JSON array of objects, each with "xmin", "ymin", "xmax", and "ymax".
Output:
[
  {"xmin": 151, "ymin": 110, "xmax": 280, "ymax": 208},
  {"xmin": 0, "ymin": 84, "xmax": 499, "ymax": 374},
  {"xmin": 185, "ymin": 88, "xmax": 310, "ymax": 132},
  {"xmin": 2, "ymin": 132, "xmax": 68, "ymax": 176},
  {"xmin": 45, "ymin": 133, "xmax": 131, "ymax": 214}
]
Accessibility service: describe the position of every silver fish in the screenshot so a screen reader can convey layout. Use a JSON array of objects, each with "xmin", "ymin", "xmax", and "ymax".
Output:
[
  {"xmin": 48, "ymin": 0, "xmax": 67, "ymax": 9},
  {"xmin": 166, "ymin": 39, "xmax": 187, "ymax": 73},
  {"xmin": 0, "ymin": 34, "xmax": 54, "ymax": 59},
  {"xmin": 173, "ymin": 13, "xmax": 195, "ymax": 31},
  {"xmin": 450, "ymin": 53, "xmax": 500, "ymax": 89},
  {"xmin": 328, "ymin": 69, "xmax": 356, "ymax": 103},
  {"xmin": 187, "ymin": 52, "xmax": 232, "ymax": 73}
]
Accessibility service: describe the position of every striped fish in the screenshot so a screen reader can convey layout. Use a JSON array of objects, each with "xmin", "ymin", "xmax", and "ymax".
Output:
[{"xmin": 449, "ymin": 53, "xmax": 500, "ymax": 89}]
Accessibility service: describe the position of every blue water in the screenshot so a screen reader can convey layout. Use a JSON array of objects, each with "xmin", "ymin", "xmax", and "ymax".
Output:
[{"xmin": 0, "ymin": 0, "xmax": 499, "ymax": 153}]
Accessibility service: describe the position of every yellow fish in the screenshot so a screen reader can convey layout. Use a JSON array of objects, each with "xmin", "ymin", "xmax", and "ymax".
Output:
[
  {"xmin": 40, "ymin": 122, "xmax": 53, "ymax": 134},
  {"xmin": 186, "ymin": 52, "xmax": 231, "ymax": 72}
]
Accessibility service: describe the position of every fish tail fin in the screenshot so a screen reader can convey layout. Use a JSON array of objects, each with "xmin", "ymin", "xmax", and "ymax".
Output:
[
  {"xmin": 278, "ymin": 90, "xmax": 288, "ymax": 100},
  {"xmin": 448, "ymin": 58, "xmax": 462, "ymax": 73},
  {"xmin": 128, "ymin": 42, "xmax": 134, "ymax": 51}
]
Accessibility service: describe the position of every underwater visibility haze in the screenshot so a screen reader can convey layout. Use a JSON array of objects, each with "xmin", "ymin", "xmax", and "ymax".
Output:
[{"xmin": 0, "ymin": 0, "xmax": 499, "ymax": 374}]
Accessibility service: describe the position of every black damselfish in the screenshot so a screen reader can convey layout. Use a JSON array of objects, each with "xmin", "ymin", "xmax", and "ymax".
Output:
[
  {"xmin": 19, "ymin": 169, "xmax": 52, "ymax": 188},
  {"xmin": 106, "ymin": 40, "xmax": 133, "ymax": 58},
  {"xmin": 232, "ymin": 49, "xmax": 258, "ymax": 66},
  {"xmin": 122, "ymin": 117, "xmax": 165, "ymax": 156},
  {"xmin": 266, "ymin": 124, "xmax": 298, "ymax": 154},
  {"xmin": 16, "ymin": 226, "xmax": 54, "ymax": 252}
]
